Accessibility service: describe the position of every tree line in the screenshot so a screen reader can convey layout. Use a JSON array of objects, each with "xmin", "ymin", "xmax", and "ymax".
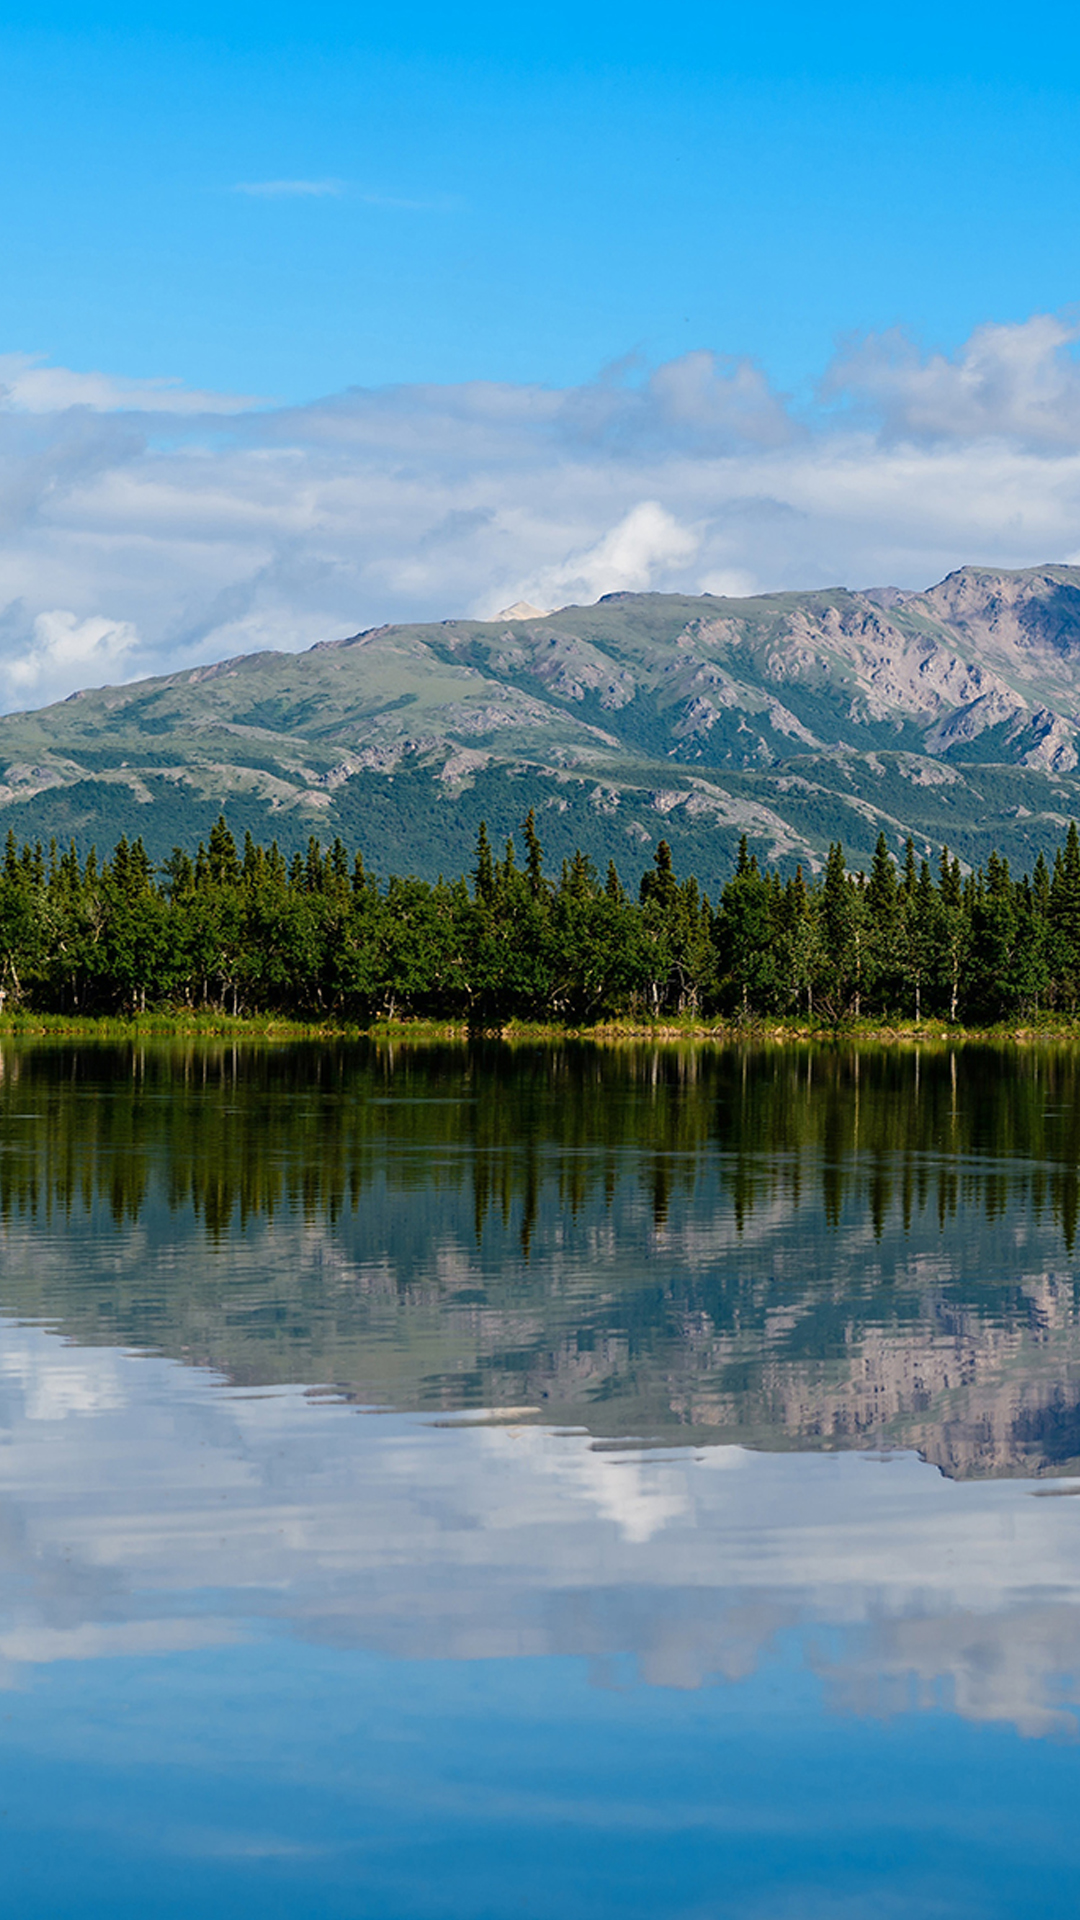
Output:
[{"xmin": 2, "ymin": 809, "xmax": 1080, "ymax": 1024}]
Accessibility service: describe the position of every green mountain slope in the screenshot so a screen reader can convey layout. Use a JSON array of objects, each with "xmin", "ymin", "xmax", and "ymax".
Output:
[{"xmin": 3, "ymin": 563, "xmax": 1080, "ymax": 885}]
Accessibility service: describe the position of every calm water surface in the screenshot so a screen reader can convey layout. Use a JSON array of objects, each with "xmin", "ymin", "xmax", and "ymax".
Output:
[{"xmin": 2, "ymin": 1040, "xmax": 1080, "ymax": 1917}]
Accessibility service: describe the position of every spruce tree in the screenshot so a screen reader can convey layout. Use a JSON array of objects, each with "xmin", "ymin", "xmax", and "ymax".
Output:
[{"xmin": 1049, "ymin": 822, "xmax": 1080, "ymax": 1010}]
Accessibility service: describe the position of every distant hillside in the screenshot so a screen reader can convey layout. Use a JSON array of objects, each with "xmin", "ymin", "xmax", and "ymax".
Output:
[{"xmin": 3, "ymin": 563, "xmax": 1080, "ymax": 886}]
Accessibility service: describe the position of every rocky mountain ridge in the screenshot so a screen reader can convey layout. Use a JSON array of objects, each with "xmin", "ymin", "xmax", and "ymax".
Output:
[{"xmin": 3, "ymin": 563, "xmax": 1080, "ymax": 883}]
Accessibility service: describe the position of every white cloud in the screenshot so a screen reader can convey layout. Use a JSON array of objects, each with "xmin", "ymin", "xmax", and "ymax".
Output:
[
  {"xmin": 231, "ymin": 180, "xmax": 453, "ymax": 211},
  {"xmin": 645, "ymin": 349, "xmax": 796, "ymax": 448},
  {"xmin": 0, "ymin": 315, "xmax": 1078, "ymax": 708},
  {"xmin": 1, "ymin": 609, "xmax": 142, "ymax": 709},
  {"xmin": 504, "ymin": 500, "xmax": 701, "ymax": 610},
  {"xmin": 823, "ymin": 312, "xmax": 1080, "ymax": 447},
  {"xmin": 232, "ymin": 178, "xmax": 344, "ymax": 198},
  {"xmin": 0, "ymin": 353, "xmax": 259, "ymax": 416}
]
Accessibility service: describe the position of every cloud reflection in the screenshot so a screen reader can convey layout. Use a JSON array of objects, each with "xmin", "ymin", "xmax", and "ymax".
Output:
[{"xmin": 0, "ymin": 1321, "xmax": 1078, "ymax": 1740}]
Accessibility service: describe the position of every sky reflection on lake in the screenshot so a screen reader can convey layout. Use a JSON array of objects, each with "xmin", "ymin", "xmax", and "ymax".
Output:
[{"xmin": 1, "ymin": 1041, "xmax": 1080, "ymax": 1916}]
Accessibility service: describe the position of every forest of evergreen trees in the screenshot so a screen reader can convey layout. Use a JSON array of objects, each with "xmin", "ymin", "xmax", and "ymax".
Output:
[{"xmin": 1, "ymin": 808, "xmax": 1080, "ymax": 1024}]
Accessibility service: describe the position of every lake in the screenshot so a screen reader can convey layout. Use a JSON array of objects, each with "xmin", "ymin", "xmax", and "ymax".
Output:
[{"xmin": 2, "ymin": 1038, "xmax": 1080, "ymax": 1917}]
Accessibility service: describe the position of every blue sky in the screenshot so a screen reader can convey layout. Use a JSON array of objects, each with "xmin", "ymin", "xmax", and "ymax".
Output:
[
  {"xmin": 3, "ymin": 1, "xmax": 1079, "ymax": 400},
  {"xmin": 3, "ymin": 2, "xmax": 1080, "ymax": 702}
]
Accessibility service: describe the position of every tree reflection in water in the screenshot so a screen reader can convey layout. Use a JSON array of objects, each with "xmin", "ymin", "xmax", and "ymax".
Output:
[{"xmin": 0, "ymin": 1038, "xmax": 1077, "ymax": 1478}]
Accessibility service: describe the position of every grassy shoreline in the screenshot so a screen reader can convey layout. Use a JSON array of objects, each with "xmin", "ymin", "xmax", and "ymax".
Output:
[{"xmin": 0, "ymin": 1010, "xmax": 1079, "ymax": 1046}]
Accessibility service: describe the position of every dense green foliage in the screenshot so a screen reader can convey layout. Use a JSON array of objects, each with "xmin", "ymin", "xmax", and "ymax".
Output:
[{"xmin": 5, "ymin": 811, "xmax": 1080, "ymax": 1023}]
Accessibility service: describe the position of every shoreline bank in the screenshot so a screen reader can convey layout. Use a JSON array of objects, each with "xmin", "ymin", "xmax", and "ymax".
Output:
[{"xmin": 0, "ymin": 1012, "xmax": 1079, "ymax": 1046}]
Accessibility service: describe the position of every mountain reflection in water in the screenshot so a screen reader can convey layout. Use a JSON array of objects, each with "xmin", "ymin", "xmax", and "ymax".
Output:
[
  {"xmin": 0, "ymin": 1038, "xmax": 1079, "ymax": 1478},
  {"xmin": 3, "ymin": 1039, "xmax": 1080, "ymax": 1918}
]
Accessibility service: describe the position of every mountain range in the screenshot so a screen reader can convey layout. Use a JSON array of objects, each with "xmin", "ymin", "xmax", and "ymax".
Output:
[{"xmin": 5, "ymin": 562, "xmax": 1080, "ymax": 885}]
